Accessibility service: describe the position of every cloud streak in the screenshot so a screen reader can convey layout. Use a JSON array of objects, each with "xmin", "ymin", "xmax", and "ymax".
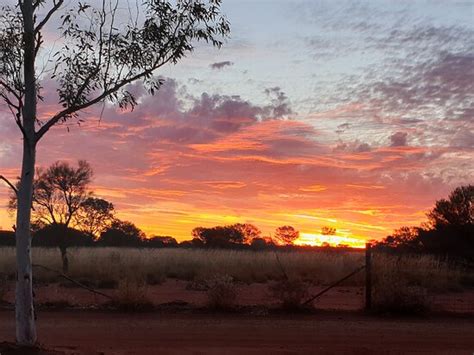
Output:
[{"xmin": 210, "ymin": 61, "xmax": 234, "ymax": 70}]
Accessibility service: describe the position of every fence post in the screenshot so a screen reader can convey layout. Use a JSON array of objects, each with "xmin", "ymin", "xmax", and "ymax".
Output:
[{"xmin": 365, "ymin": 242, "xmax": 372, "ymax": 310}]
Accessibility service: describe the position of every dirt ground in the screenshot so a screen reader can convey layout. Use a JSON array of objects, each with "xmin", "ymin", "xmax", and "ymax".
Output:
[
  {"xmin": 0, "ymin": 310, "xmax": 473, "ymax": 354},
  {"xmin": 2, "ymin": 280, "xmax": 473, "ymax": 314},
  {"xmin": 1, "ymin": 281, "xmax": 473, "ymax": 354}
]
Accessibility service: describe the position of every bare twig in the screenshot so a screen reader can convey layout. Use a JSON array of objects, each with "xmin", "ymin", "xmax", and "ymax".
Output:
[{"xmin": 32, "ymin": 263, "xmax": 113, "ymax": 300}]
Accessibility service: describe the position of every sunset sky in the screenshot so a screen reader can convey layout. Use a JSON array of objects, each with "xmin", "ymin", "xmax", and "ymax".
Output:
[{"xmin": 0, "ymin": 0, "xmax": 473, "ymax": 247}]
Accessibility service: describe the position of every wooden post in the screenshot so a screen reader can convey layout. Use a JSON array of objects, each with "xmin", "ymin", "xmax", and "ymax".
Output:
[{"xmin": 365, "ymin": 242, "xmax": 372, "ymax": 310}]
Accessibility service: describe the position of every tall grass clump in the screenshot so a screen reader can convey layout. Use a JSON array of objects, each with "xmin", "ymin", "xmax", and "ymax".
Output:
[
  {"xmin": 269, "ymin": 278, "xmax": 311, "ymax": 310},
  {"xmin": 205, "ymin": 274, "xmax": 238, "ymax": 310},
  {"xmin": 109, "ymin": 273, "xmax": 153, "ymax": 311}
]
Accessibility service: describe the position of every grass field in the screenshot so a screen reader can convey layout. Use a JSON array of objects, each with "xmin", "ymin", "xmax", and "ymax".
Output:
[
  {"xmin": 0, "ymin": 247, "xmax": 465, "ymax": 291},
  {"xmin": 0, "ymin": 247, "xmax": 472, "ymax": 316}
]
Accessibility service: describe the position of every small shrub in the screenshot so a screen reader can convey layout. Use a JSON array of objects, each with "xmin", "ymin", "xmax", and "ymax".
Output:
[
  {"xmin": 111, "ymin": 276, "xmax": 153, "ymax": 311},
  {"xmin": 206, "ymin": 275, "xmax": 238, "ymax": 309},
  {"xmin": 269, "ymin": 279, "xmax": 310, "ymax": 310}
]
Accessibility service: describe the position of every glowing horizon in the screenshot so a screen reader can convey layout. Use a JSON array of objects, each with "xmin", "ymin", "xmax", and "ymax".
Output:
[{"xmin": 0, "ymin": 1, "xmax": 472, "ymax": 245}]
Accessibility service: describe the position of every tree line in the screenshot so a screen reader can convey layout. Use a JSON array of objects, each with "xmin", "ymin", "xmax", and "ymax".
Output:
[
  {"xmin": 3, "ymin": 161, "xmax": 471, "ymax": 265},
  {"xmin": 4, "ymin": 161, "xmax": 471, "ymax": 264},
  {"xmin": 1, "ymin": 161, "xmax": 320, "ymax": 272}
]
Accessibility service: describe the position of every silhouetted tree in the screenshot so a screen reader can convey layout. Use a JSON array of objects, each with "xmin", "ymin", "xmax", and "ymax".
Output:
[
  {"xmin": 427, "ymin": 185, "xmax": 473, "ymax": 228},
  {"xmin": 76, "ymin": 197, "xmax": 115, "ymax": 238},
  {"xmin": 32, "ymin": 224, "xmax": 94, "ymax": 247},
  {"xmin": 274, "ymin": 226, "xmax": 299, "ymax": 245},
  {"xmin": 377, "ymin": 226, "xmax": 422, "ymax": 252},
  {"xmin": 417, "ymin": 225, "xmax": 474, "ymax": 259},
  {"xmin": 191, "ymin": 225, "xmax": 245, "ymax": 248},
  {"xmin": 146, "ymin": 236, "xmax": 178, "ymax": 248},
  {"xmin": 231, "ymin": 223, "xmax": 261, "ymax": 243},
  {"xmin": 250, "ymin": 237, "xmax": 275, "ymax": 250},
  {"xmin": 98, "ymin": 220, "xmax": 145, "ymax": 247},
  {"xmin": 0, "ymin": 0, "xmax": 229, "ymax": 343},
  {"xmin": 10, "ymin": 160, "xmax": 93, "ymax": 273},
  {"xmin": 376, "ymin": 185, "xmax": 474, "ymax": 259},
  {"xmin": 180, "ymin": 238, "xmax": 205, "ymax": 248}
]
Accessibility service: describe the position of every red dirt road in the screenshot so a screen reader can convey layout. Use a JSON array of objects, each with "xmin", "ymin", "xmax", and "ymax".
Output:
[{"xmin": 1, "ymin": 311, "xmax": 473, "ymax": 354}]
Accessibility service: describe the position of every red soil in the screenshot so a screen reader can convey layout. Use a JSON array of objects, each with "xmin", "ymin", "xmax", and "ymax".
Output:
[
  {"xmin": 0, "ymin": 310, "xmax": 473, "ymax": 354},
  {"xmin": 3, "ymin": 280, "xmax": 473, "ymax": 314},
  {"xmin": 3, "ymin": 280, "xmax": 365, "ymax": 309},
  {"xmin": 1, "ymin": 281, "xmax": 473, "ymax": 353}
]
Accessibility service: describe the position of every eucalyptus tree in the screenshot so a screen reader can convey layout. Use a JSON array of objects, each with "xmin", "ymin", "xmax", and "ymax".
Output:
[
  {"xmin": 76, "ymin": 196, "xmax": 115, "ymax": 239},
  {"xmin": 33, "ymin": 160, "xmax": 93, "ymax": 273},
  {"xmin": 0, "ymin": 0, "xmax": 229, "ymax": 345},
  {"xmin": 274, "ymin": 225, "xmax": 300, "ymax": 246}
]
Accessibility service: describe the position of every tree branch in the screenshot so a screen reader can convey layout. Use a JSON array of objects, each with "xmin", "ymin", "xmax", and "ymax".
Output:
[
  {"xmin": 35, "ymin": 59, "xmax": 172, "ymax": 141},
  {"xmin": 0, "ymin": 175, "xmax": 18, "ymax": 196},
  {"xmin": 34, "ymin": 0, "xmax": 64, "ymax": 34},
  {"xmin": 0, "ymin": 80, "xmax": 21, "ymax": 102}
]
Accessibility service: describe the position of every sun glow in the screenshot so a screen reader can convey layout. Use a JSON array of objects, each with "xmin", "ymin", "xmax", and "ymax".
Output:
[{"xmin": 295, "ymin": 232, "xmax": 366, "ymax": 248}]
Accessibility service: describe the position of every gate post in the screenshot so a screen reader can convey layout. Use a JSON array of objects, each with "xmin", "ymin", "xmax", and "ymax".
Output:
[{"xmin": 365, "ymin": 242, "xmax": 372, "ymax": 310}]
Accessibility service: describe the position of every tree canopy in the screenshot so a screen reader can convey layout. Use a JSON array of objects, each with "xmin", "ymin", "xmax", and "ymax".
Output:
[
  {"xmin": 274, "ymin": 225, "xmax": 300, "ymax": 245},
  {"xmin": 76, "ymin": 197, "xmax": 115, "ymax": 238},
  {"xmin": 427, "ymin": 185, "xmax": 473, "ymax": 228},
  {"xmin": 376, "ymin": 185, "xmax": 474, "ymax": 259}
]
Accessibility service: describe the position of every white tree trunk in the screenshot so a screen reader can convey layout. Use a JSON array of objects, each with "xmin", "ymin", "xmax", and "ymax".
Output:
[
  {"xmin": 15, "ymin": 140, "xmax": 37, "ymax": 345},
  {"xmin": 16, "ymin": 0, "xmax": 37, "ymax": 346}
]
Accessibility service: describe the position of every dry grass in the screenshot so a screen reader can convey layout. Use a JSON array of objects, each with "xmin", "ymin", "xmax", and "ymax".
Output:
[
  {"xmin": 373, "ymin": 253, "xmax": 463, "ymax": 292},
  {"xmin": 269, "ymin": 279, "xmax": 311, "ymax": 310},
  {"xmin": 0, "ymin": 247, "xmax": 367, "ymax": 286},
  {"xmin": 0, "ymin": 247, "xmax": 466, "ymax": 313},
  {"xmin": 372, "ymin": 254, "xmax": 463, "ymax": 314}
]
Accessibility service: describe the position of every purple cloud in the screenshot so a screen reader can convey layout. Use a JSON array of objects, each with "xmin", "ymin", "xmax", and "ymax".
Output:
[
  {"xmin": 210, "ymin": 61, "xmax": 234, "ymax": 70},
  {"xmin": 389, "ymin": 132, "xmax": 408, "ymax": 147}
]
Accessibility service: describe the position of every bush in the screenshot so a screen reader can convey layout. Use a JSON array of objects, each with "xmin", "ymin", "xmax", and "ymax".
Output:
[
  {"xmin": 269, "ymin": 279, "xmax": 310, "ymax": 310},
  {"xmin": 110, "ymin": 275, "xmax": 153, "ymax": 311},
  {"xmin": 206, "ymin": 275, "xmax": 238, "ymax": 309}
]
